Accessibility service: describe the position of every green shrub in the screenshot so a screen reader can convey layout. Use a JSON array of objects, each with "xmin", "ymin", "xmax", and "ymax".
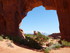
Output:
[
  {"xmin": 0, "ymin": 36, "xmax": 3, "ymax": 41},
  {"xmin": 4, "ymin": 35, "xmax": 24, "ymax": 44},
  {"xmin": 25, "ymin": 34, "xmax": 36, "ymax": 38},
  {"xmin": 24, "ymin": 32, "xmax": 50, "ymax": 49},
  {"xmin": 34, "ymin": 32, "xmax": 50, "ymax": 45},
  {"xmin": 45, "ymin": 43, "xmax": 61, "ymax": 50},
  {"xmin": 25, "ymin": 32, "xmax": 50, "ymax": 46},
  {"xmin": 53, "ymin": 43, "xmax": 61, "ymax": 49},
  {"xmin": 61, "ymin": 40, "xmax": 70, "ymax": 47},
  {"xmin": 50, "ymin": 43, "xmax": 62, "ymax": 49},
  {"xmin": 43, "ymin": 47, "xmax": 50, "ymax": 53},
  {"xmin": 43, "ymin": 43, "xmax": 61, "ymax": 53},
  {"xmin": 25, "ymin": 37, "xmax": 42, "ymax": 49},
  {"xmin": 5, "ymin": 35, "xmax": 42, "ymax": 49}
]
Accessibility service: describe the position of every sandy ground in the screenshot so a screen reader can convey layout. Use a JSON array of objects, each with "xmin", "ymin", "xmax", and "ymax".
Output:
[
  {"xmin": 0, "ymin": 40, "xmax": 43, "ymax": 53},
  {"xmin": 50, "ymin": 47, "xmax": 70, "ymax": 53},
  {"xmin": 0, "ymin": 39, "xmax": 70, "ymax": 53}
]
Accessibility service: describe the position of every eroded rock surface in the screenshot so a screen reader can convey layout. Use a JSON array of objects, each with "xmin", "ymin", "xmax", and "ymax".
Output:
[{"xmin": 0, "ymin": 0, "xmax": 70, "ymax": 41}]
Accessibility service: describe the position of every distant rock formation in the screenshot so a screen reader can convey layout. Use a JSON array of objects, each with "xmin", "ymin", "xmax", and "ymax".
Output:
[
  {"xmin": 0, "ymin": 0, "xmax": 70, "ymax": 41},
  {"xmin": 48, "ymin": 33, "xmax": 61, "ymax": 39},
  {"xmin": 34, "ymin": 31, "xmax": 38, "ymax": 35}
]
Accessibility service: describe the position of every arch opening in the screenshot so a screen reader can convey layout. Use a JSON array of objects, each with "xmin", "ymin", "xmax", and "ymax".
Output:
[{"xmin": 19, "ymin": 6, "xmax": 60, "ymax": 35}]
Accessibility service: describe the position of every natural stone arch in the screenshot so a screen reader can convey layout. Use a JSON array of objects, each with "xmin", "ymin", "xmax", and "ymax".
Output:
[{"xmin": 0, "ymin": 0, "xmax": 70, "ymax": 41}]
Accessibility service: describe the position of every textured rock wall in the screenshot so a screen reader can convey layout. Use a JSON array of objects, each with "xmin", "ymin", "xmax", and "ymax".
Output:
[
  {"xmin": 56, "ymin": 0, "xmax": 70, "ymax": 41},
  {"xmin": 0, "ymin": 0, "xmax": 70, "ymax": 41}
]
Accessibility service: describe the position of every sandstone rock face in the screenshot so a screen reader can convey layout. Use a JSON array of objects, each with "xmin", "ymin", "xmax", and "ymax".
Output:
[{"xmin": 0, "ymin": 0, "xmax": 70, "ymax": 41}]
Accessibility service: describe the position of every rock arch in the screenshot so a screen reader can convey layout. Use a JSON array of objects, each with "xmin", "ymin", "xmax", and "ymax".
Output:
[{"xmin": 0, "ymin": 0, "xmax": 70, "ymax": 41}]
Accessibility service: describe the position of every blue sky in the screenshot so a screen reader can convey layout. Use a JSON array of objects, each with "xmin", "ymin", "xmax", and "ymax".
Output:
[{"xmin": 20, "ymin": 6, "xmax": 60, "ymax": 34}]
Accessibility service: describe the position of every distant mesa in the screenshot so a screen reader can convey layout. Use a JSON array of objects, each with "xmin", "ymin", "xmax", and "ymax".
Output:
[{"xmin": 48, "ymin": 33, "xmax": 61, "ymax": 39}]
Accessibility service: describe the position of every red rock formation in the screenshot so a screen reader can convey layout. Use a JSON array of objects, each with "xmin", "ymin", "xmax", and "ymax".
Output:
[
  {"xmin": 34, "ymin": 31, "xmax": 38, "ymax": 35},
  {"xmin": 0, "ymin": 0, "xmax": 70, "ymax": 41},
  {"xmin": 48, "ymin": 33, "xmax": 61, "ymax": 39}
]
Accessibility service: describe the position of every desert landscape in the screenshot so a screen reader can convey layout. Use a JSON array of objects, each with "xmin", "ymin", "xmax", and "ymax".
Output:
[
  {"xmin": 0, "ymin": 0, "xmax": 70, "ymax": 53},
  {"xmin": 0, "ymin": 32, "xmax": 70, "ymax": 53}
]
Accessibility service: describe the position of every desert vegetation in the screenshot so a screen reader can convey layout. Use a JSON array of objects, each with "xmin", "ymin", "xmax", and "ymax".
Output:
[
  {"xmin": 25, "ymin": 32, "xmax": 50, "ymax": 45},
  {"xmin": 0, "ymin": 33, "xmax": 70, "ymax": 53},
  {"xmin": 0, "ymin": 35, "xmax": 3, "ymax": 41}
]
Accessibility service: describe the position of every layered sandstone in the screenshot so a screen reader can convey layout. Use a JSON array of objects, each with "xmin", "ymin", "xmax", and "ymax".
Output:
[{"xmin": 0, "ymin": 0, "xmax": 70, "ymax": 41}]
